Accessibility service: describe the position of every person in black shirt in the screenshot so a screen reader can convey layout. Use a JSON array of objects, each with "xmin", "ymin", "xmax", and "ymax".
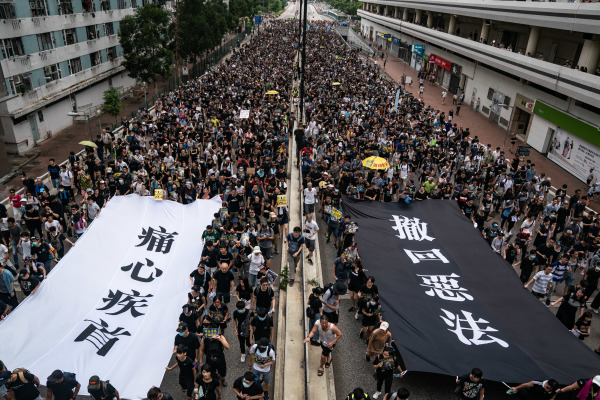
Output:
[
  {"xmin": 372, "ymin": 347, "xmax": 399, "ymax": 400},
  {"xmin": 232, "ymin": 301, "xmax": 253, "ymax": 361},
  {"xmin": 179, "ymin": 304, "xmax": 200, "ymax": 334},
  {"xmin": 189, "ymin": 264, "xmax": 211, "ymax": 296},
  {"xmin": 216, "ymin": 246, "xmax": 234, "ymax": 270},
  {"xmin": 46, "ymin": 370, "xmax": 80, "ymax": 400},
  {"xmin": 232, "ymin": 371, "xmax": 263, "ymax": 400},
  {"xmin": 87, "ymin": 375, "xmax": 120, "ymax": 400},
  {"xmin": 6, "ymin": 368, "xmax": 42, "ymax": 400},
  {"xmin": 213, "ymin": 263, "xmax": 235, "ymax": 304},
  {"xmin": 456, "ymin": 368, "xmax": 485, "ymax": 400},
  {"xmin": 252, "ymin": 279, "xmax": 275, "ymax": 313},
  {"xmin": 147, "ymin": 386, "xmax": 174, "ymax": 400},
  {"xmin": 31, "ymin": 238, "xmax": 52, "ymax": 273},
  {"xmin": 166, "ymin": 345, "xmax": 196, "ymax": 400},
  {"xmin": 250, "ymin": 307, "xmax": 273, "ymax": 345},
  {"xmin": 174, "ymin": 322, "xmax": 200, "ymax": 362},
  {"xmin": 200, "ymin": 243, "xmax": 219, "ymax": 275},
  {"xmin": 194, "ymin": 365, "xmax": 220, "ymax": 400},
  {"xmin": 17, "ymin": 269, "xmax": 40, "ymax": 297},
  {"xmin": 199, "ymin": 324, "xmax": 230, "ymax": 387}
]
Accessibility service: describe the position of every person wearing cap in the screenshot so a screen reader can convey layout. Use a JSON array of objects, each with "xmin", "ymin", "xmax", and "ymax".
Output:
[
  {"xmin": 174, "ymin": 322, "xmax": 200, "ymax": 363},
  {"xmin": 285, "ymin": 227, "xmax": 305, "ymax": 287},
  {"xmin": 17, "ymin": 269, "xmax": 40, "ymax": 297},
  {"xmin": 366, "ymin": 321, "xmax": 392, "ymax": 362},
  {"xmin": 46, "ymin": 370, "xmax": 80, "ymax": 400},
  {"xmin": 87, "ymin": 375, "xmax": 120, "ymax": 400},
  {"xmin": 303, "ymin": 314, "xmax": 343, "ymax": 377},
  {"xmin": 232, "ymin": 371, "xmax": 263, "ymax": 400},
  {"xmin": 248, "ymin": 337, "xmax": 275, "ymax": 400},
  {"xmin": 179, "ymin": 304, "xmax": 200, "ymax": 334}
]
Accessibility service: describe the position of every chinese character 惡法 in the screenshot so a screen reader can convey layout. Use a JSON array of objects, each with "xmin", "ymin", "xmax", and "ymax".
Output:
[
  {"xmin": 440, "ymin": 309, "xmax": 509, "ymax": 348},
  {"xmin": 417, "ymin": 273, "xmax": 473, "ymax": 301}
]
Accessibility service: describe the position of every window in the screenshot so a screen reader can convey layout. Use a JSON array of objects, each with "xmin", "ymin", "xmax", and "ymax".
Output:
[
  {"xmin": 107, "ymin": 46, "xmax": 117, "ymax": 60},
  {"xmin": 30, "ymin": 0, "xmax": 48, "ymax": 17},
  {"xmin": 117, "ymin": 0, "xmax": 126, "ymax": 9},
  {"xmin": 44, "ymin": 64, "xmax": 61, "ymax": 83},
  {"xmin": 86, "ymin": 25, "xmax": 98, "ymax": 40},
  {"xmin": 100, "ymin": 0, "xmax": 110, "ymax": 11},
  {"xmin": 1, "ymin": 37, "xmax": 25, "ymax": 59},
  {"xmin": 63, "ymin": 28, "xmax": 78, "ymax": 45},
  {"xmin": 90, "ymin": 50, "xmax": 102, "ymax": 66},
  {"xmin": 10, "ymin": 73, "xmax": 33, "ymax": 94},
  {"xmin": 131, "ymin": 0, "xmax": 138, "ymax": 6},
  {"xmin": 0, "ymin": 3, "xmax": 16, "ymax": 19},
  {"xmin": 68, "ymin": 57, "xmax": 82, "ymax": 74},
  {"xmin": 81, "ymin": 0, "xmax": 95, "ymax": 12},
  {"xmin": 104, "ymin": 22, "xmax": 114, "ymax": 36},
  {"xmin": 487, "ymin": 87, "xmax": 495, "ymax": 101},
  {"xmin": 57, "ymin": 0, "xmax": 73, "ymax": 15},
  {"xmin": 37, "ymin": 33, "xmax": 54, "ymax": 51}
]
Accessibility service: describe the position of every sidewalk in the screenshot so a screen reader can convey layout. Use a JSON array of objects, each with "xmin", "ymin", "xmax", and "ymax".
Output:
[{"xmin": 369, "ymin": 42, "xmax": 595, "ymax": 211}]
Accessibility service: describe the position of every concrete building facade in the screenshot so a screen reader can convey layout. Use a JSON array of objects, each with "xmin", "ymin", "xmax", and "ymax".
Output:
[
  {"xmin": 358, "ymin": 0, "xmax": 600, "ymax": 182},
  {"xmin": 0, "ymin": 0, "xmax": 156, "ymax": 153}
]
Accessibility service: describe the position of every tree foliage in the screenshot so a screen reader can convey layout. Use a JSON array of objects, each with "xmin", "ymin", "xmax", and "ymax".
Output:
[
  {"xmin": 326, "ymin": 0, "xmax": 361, "ymax": 16},
  {"xmin": 119, "ymin": 4, "xmax": 173, "ymax": 84},
  {"xmin": 102, "ymin": 87, "xmax": 124, "ymax": 123}
]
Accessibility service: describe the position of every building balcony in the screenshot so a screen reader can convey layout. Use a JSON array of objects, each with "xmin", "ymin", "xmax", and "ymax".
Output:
[
  {"xmin": 358, "ymin": 9, "xmax": 600, "ymax": 106},
  {"xmin": 360, "ymin": 0, "xmax": 600, "ymax": 35},
  {"xmin": 0, "ymin": 8, "xmax": 134, "ymax": 39}
]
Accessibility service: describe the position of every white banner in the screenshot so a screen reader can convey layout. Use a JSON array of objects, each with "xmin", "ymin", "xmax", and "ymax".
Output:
[
  {"xmin": 239, "ymin": 109, "xmax": 250, "ymax": 119},
  {"xmin": 0, "ymin": 195, "xmax": 221, "ymax": 399},
  {"xmin": 547, "ymin": 127, "xmax": 600, "ymax": 183}
]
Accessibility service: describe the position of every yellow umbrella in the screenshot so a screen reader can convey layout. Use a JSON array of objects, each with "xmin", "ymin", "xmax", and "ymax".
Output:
[
  {"xmin": 362, "ymin": 156, "xmax": 390, "ymax": 170},
  {"xmin": 79, "ymin": 140, "xmax": 97, "ymax": 148},
  {"xmin": 266, "ymin": 90, "xmax": 279, "ymax": 95},
  {"xmin": 332, "ymin": 82, "xmax": 341, "ymax": 86}
]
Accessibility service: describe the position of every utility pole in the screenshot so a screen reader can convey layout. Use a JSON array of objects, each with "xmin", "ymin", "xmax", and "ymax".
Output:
[
  {"xmin": 299, "ymin": 0, "xmax": 307, "ymax": 121},
  {"xmin": 174, "ymin": 0, "xmax": 181, "ymax": 88}
]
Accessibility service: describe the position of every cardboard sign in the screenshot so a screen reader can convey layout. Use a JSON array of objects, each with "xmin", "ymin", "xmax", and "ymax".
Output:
[
  {"xmin": 277, "ymin": 195, "xmax": 287, "ymax": 207},
  {"xmin": 203, "ymin": 328, "xmax": 219, "ymax": 339},
  {"xmin": 240, "ymin": 110, "xmax": 250, "ymax": 119},
  {"xmin": 154, "ymin": 189, "xmax": 164, "ymax": 200},
  {"xmin": 331, "ymin": 207, "xmax": 342, "ymax": 221}
]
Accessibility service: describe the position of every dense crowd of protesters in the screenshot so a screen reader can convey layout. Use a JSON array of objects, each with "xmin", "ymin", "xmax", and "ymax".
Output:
[{"xmin": 1, "ymin": 8, "xmax": 600, "ymax": 400}]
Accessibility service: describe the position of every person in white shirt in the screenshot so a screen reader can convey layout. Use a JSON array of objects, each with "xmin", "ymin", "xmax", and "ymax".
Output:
[
  {"xmin": 248, "ymin": 337, "xmax": 276, "ymax": 396},
  {"xmin": 303, "ymin": 182, "xmax": 317, "ymax": 215}
]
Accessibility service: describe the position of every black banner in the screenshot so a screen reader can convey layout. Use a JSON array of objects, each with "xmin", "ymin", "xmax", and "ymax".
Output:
[{"xmin": 342, "ymin": 197, "xmax": 600, "ymax": 383}]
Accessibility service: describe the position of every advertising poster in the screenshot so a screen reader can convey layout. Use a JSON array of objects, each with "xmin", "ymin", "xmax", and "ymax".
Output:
[{"xmin": 547, "ymin": 128, "xmax": 599, "ymax": 183}]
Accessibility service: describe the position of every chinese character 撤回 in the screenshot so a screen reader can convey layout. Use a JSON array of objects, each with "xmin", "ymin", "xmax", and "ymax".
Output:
[
  {"xmin": 97, "ymin": 289, "xmax": 153, "ymax": 318},
  {"xmin": 417, "ymin": 273, "xmax": 473, "ymax": 301},
  {"xmin": 404, "ymin": 249, "xmax": 449, "ymax": 264},
  {"xmin": 440, "ymin": 309, "xmax": 509, "ymax": 348},
  {"xmin": 74, "ymin": 319, "xmax": 131, "ymax": 356},
  {"xmin": 136, "ymin": 226, "xmax": 179, "ymax": 254},
  {"xmin": 390, "ymin": 215, "xmax": 434, "ymax": 241},
  {"xmin": 121, "ymin": 258, "xmax": 163, "ymax": 283}
]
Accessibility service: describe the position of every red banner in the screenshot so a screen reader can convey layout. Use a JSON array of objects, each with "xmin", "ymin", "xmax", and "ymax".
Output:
[{"xmin": 429, "ymin": 54, "xmax": 451, "ymax": 71}]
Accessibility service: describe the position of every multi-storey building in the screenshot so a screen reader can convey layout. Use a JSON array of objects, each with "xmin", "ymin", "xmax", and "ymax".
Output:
[
  {"xmin": 0, "ymin": 0, "xmax": 154, "ymax": 154},
  {"xmin": 358, "ymin": 0, "xmax": 600, "ymax": 182}
]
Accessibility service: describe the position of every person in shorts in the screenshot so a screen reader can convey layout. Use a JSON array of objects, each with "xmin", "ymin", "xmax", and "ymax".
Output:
[{"xmin": 303, "ymin": 315, "xmax": 342, "ymax": 377}]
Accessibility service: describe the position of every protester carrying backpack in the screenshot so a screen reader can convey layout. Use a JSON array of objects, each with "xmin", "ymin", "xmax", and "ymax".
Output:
[
  {"xmin": 87, "ymin": 375, "xmax": 121, "ymax": 400},
  {"xmin": 46, "ymin": 370, "xmax": 80, "ymax": 400},
  {"xmin": 6, "ymin": 368, "xmax": 42, "ymax": 400}
]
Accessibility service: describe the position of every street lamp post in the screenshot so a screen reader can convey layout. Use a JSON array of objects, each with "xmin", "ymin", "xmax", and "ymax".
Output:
[{"xmin": 97, "ymin": 109, "xmax": 102, "ymax": 136}]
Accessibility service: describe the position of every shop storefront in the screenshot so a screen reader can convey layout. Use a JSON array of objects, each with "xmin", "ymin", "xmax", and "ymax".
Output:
[
  {"xmin": 429, "ymin": 53, "xmax": 451, "ymax": 85},
  {"xmin": 411, "ymin": 44, "xmax": 424, "ymax": 72}
]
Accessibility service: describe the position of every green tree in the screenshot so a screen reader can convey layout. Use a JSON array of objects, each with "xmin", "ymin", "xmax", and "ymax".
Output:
[
  {"xmin": 119, "ymin": 4, "xmax": 173, "ymax": 86},
  {"xmin": 102, "ymin": 87, "xmax": 124, "ymax": 125},
  {"xmin": 174, "ymin": 0, "xmax": 233, "ymax": 64}
]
